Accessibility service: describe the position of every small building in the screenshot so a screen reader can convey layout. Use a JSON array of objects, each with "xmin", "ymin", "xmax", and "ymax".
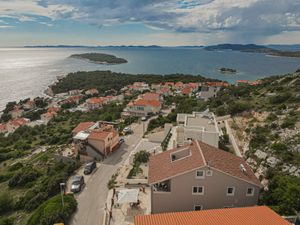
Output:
[
  {"xmin": 128, "ymin": 82, "xmax": 150, "ymax": 92},
  {"xmin": 6, "ymin": 118, "xmax": 30, "ymax": 133},
  {"xmin": 72, "ymin": 123, "xmax": 119, "ymax": 162},
  {"xmin": 23, "ymin": 99, "xmax": 35, "ymax": 110},
  {"xmin": 68, "ymin": 89, "xmax": 81, "ymax": 95},
  {"xmin": 40, "ymin": 111, "xmax": 57, "ymax": 123},
  {"xmin": 176, "ymin": 111, "xmax": 220, "ymax": 148},
  {"xmin": 182, "ymin": 87, "xmax": 193, "ymax": 96},
  {"xmin": 149, "ymin": 140, "xmax": 261, "ymax": 214},
  {"xmin": 85, "ymin": 88, "xmax": 99, "ymax": 96},
  {"xmin": 123, "ymin": 99, "xmax": 161, "ymax": 117},
  {"xmin": 0, "ymin": 123, "xmax": 7, "ymax": 133},
  {"xmin": 86, "ymin": 97, "xmax": 105, "ymax": 110},
  {"xmin": 10, "ymin": 108, "xmax": 24, "ymax": 119},
  {"xmin": 139, "ymin": 92, "xmax": 162, "ymax": 102},
  {"xmin": 135, "ymin": 206, "xmax": 291, "ymax": 225}
]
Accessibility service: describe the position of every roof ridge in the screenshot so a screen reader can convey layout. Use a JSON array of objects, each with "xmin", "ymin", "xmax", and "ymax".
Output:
[{"xmin": 196, "ymin": 140, "xmax": 207, "ymax": 166}]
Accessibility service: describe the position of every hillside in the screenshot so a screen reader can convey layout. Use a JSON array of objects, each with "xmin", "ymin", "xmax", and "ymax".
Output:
[
  {"xmin": 205, "ymin": 44, "xmax": 300, "ymax": 57},
  {"xmin": 50, "ymin": 71, "xmax": 220, "ymax": 94}
]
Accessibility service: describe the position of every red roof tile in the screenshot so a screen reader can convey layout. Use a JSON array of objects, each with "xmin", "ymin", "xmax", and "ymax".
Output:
[
  {"xmin": 141, "ymin": 92, "xmax": 160, "ymax": 101},
  {"xmin": 72, "ymin": 122, "xmax": 95, "ymax": 134},
  {"xmin": 149, "ymin": 141, "xmax": 261, "ymax": 186},
  {"xmin": 131, "ymin": 99, "xmax": 161, "ymax": 108},
  {"xmin": 88, "ymin": 130, "xmax": 111, "ymax": 140},
  {"xmin": 86, "ymin": 97, "xmax": 104, "ymax": 104},
  {"xmin": 134, "ymin": 206, "xmax": 291, "ymax": 225}
]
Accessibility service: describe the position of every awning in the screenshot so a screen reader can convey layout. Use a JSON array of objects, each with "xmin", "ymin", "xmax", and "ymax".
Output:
[{"xmin": 116, "ymin": 189, "xmax": 139, "ymax": 204}]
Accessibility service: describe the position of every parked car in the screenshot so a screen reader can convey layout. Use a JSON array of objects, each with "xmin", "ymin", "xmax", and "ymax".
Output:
[
  {"xmin": 123, "ymin": 126, "xmax": 132, "ymax": 134},
  {"xmin": 119, "ymin": 138, "xmax": 125, "ymax": 145},
  {"xmin": 71, "ymin": 176, "xmax": 85, "ymax": 193},
  {"xmin": 84, "ymin": 161, "xmax": 97, "ymax": 175},
  {"xmin": 141, "ymin": 116, "xmax": 147, "ymax": 121}
]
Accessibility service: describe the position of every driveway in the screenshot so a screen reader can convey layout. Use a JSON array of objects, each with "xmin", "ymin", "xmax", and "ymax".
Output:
[{"xmin": 69, "ymin": 121, "xmax": 147, "ymax": 225}]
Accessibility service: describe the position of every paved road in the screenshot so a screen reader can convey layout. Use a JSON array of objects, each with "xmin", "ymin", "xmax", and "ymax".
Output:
[{"xmin": 69, "ymin": 122, "xmax": 146, "ymax": 225}]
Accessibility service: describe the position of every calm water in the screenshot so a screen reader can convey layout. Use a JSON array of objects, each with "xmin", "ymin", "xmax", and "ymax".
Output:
[{"xmin": 0, "ymin": 47, "xmax": 299, "ymax": 110}]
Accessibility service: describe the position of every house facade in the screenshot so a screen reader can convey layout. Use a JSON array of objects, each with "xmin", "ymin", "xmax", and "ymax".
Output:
[
  {"xmin": 149, "ymin": 141, "xmax": 261, "ymax": 214},
  {"xmin": 123, "ymin": 99, "xmax": 161, "ymax": 117}
]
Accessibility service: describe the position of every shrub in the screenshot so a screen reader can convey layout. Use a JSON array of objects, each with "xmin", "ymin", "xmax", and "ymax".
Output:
[
  {"xmin": 134, "ymin": 150, "xmax": 150, "ymax": 164},
  {"xmin": 0, "ymin": 217, "xmax": 14, "ymax": 225},
  {"xmin": 27, "ymin": 194, "xmax": 77, "ymax": 225},
  {"xmin": 271, "ymin": 142, "xmax": 288, "ymax": 152},
  {"xmin": 8, "ymin": 169, "xmax": 39, "ymax": 188},
  {"xmin": 0, "ymin": 192, "xmax": 13, "ymax": 214}
]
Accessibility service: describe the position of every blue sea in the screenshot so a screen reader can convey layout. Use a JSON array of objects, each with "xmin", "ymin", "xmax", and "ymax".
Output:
[{"xmin": 0, "ymin": 46, "xmax": 299, "ymax": 110}]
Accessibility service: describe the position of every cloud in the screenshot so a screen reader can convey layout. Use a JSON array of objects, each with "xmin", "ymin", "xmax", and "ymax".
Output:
[
  {"xmin": 0, "ymin": 0, "xmax": 300, "ymax": 43},
  {"xmin": 0, "ymin": 25, "xmax": 14, "ymax": 28}
]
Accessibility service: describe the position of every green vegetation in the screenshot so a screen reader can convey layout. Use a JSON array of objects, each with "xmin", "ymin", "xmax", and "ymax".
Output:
[
  {"xmin": 127, "ymin": 150, "xmax": 150, "ymax": 179},
  {"xmin": 51, "ymin": 71, "xmax": 219, "ymax": 94},
  {"xmin": 147, "ymin": 114, "xmax": 176, "ymax": 132},
  {"xmin": 262, "ymin": 172, "xmax": 300, "ymax": 215},
  {"xmin": 107, "ymin": 172, "xmax": 118, "ymax": 189},
  {"xmin": 27, "ymin": 194, "xmax": 77, "ymax": 225},
  {"xmin": 70, "ymin": 53, "xmax": 127, "ymax": 64}
]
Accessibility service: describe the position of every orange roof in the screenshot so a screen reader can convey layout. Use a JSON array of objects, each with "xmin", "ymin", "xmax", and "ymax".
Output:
[
  {"xmin": 206, "ymin": 82, "xmax": 229, "ymax": 87},
  {"xmin": 47, "ymin": 106, "xmax": 60, "ymax": 113},
  {"xmin": 131, "ymin": 99, "xmax": 161, "ymax": 108},
  {"xmin": 9, "ymin": 118, "xmax": 28, "ymax": 127},
  {"xmin": 175, "ymin": 81, "xmax": 184, "ymax": 87},
  {"xmin": 42, "ymin": 111, "xmax": 57, "ymax": 118},
  {"xmin": 236, "ymin": 80, "xmax": 249, "ymax": 84},
  {"xmin": 141, "ymin": 92, "xmax": 160, "ymax": 101},
  {"xmin": 159, "ymin": 87, "xmax": 170, "ymax": 93},
  {"xmin": 86, "ymin": 97, "xmax": 104, "ymax": 104},
  {"xmin": 182, "ymin": 87, "xmax": 192, "ymax": 95},
  {"xmin": 134, "ymin": 206, "xmax": 291, "ymax": 225},
  {"xmin": 149, "ymin": 141, "xmax": 260, "ymax": 186},
  {"xmin": 72, "ymin": 122, "xmax": 95, "ymax": 134},
  {"xmin": 0, "ymin": 123, "xmax": 7, "ymax": 131},
  {"xmin": 164, "ymin": 82, "xmax": 174, "ymax": 86},
  {"xmin": 88, "ymin": 130, "xmax": 111, "ymax": 140},
  {"xmin": 188, "ymin": 82, "xmax": 199, "ymax": 89},
  {"xmin": 86, "ymin": 88, "xmax": 98, "ymax": 94}
]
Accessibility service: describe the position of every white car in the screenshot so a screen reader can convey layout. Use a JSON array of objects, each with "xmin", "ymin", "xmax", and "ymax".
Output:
[
  {"xmin": 141, "ymin": 116, "xmax": 147, "ymax": 121},
  {"xmin": 123, "ymin": 126, "xmax": 132, "ymax": 134}
]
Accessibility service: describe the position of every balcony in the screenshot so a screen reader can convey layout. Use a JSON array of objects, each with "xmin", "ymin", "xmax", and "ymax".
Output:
[{"xmin": 153, "ymin": 180, "xmax": 171, "ymax": 192}]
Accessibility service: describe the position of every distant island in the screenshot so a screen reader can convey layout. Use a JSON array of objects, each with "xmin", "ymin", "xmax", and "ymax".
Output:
[
  {"xmin": 70, "ymin": 53, "xmax": 128, "ymax": 64},
  {"xmin": 218, "ymin": 67, "xmax": 237, "ymax": 74},
  {"xmin": 204, "ymin": 44, "xmax": 300, "ymax": 57}
]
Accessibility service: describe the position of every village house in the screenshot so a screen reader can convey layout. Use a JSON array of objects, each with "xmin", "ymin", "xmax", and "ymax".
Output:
[
  {"xmin": 72, "ymin": 122, "xmax": 119, "ymax": 162},
  {"xmin": 151, "ymin": 83, "xmax": 162, "ymax": 91},
  {"xmin": 181, "ymin": 86, "xmax": 193, "ymax": 96},
  {"xmin": 61, "ymin": 95, "xmax": 83, "ymax": 105},
  {"xmin": 86, "ymin": 97, "xmax": 105, "ymax": 110},
  {"xmin": 139, "ymin": 92, "xmax": 162, "ymax": 102},
  {"xmin": 149, "ymin": 140, "xmax": 261, "ymax": 214},
  {"xmin": 68, "ymin": 89, "xmax": 81, "ymax": 95},
  {"xmin": 175, "ymin": 111, "xmax": 220, "ymax": 148},
  {"xmin": 23, "ymin": 99, "xmax": 35, "ymax": 110},
  {"xmin": 128, "ymin": 82, "xmax": 150, "ymax": 92},
  {"xmin": 10, "ymin": 108, "xmax": 24, "ymax": 119},
  {"xmin": 0, "ymin": 123, "xmax": 7, "ymax": 133},
  {"xmin": 47, "ymin": 106, "xmax": 61, "ymax": 113},
  {"xmin": 135, "ymin": 206, "xmax": 291, "ymax": 225},
  {"xmin": 157, "ymin": 86, "xmax": 172, "ymax": 97},
  {"xmin": 85, "ymin": 88, "xmax": 99, "ymax": 96},
  {"xmin": 196, "ymin": 82, "xmax": 228, "ymax": 101},
  {"xmin": 174, "ymin": 81, "xmax": 184, "ymax": 90},
  {"xmin": 41, "ymin": 111, "xmax": 57, "ymax": 123},
  {"xmin": 6, "ymin": 118, "xmax": 30, "ymax": 133},
  {"xmin": 123, "ymin": 99, "xmax": 162, "ymax": 117}
]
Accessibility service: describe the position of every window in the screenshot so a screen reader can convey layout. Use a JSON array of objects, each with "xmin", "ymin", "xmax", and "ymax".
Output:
[
  {"xmin": 192, "ymin": 186, "xmax": 204, "ymax": 195},
  {"xmin": 246, "ymin": 187, "xmax": 254, "ymax": 196},
  {"xmin": 196, "ymin": 170, "xmax": 205, "ymax": 179},
  {"xmin": 206, "ymin": 170, "xmax": 213, "ymax": 176},
  {"xmin": 194, "ymin": 205, "xmax": 203, "ymax": 211},
  {"xmin": 227, "ymin": 187, "xmax": 235, "ymax": 196}
]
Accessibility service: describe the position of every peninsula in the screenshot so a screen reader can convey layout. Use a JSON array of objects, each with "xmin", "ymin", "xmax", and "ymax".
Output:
[
  {"xmin": 70, "ymin": 53, "xmax": 128, "ymax": 64},
  {"xmin": 205, "ymin": 44, "xmax": 300, "ymax": 58}
]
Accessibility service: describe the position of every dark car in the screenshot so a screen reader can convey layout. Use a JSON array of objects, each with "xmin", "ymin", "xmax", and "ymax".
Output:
[
  {"xmin": 71, "ymin": 175, "xmax": 84, "ymax": 193},
  {"xmin": 119, "ymin": 138, "xmax": 125, "ymax": 145},
  {"xmin": 84, "ymin": 161, "xmax": 96, "ymax": 175}
]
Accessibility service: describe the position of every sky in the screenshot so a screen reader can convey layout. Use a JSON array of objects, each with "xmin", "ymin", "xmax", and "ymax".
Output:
[{"xmin": 0, "ymin": 0, "xmax": 300, "ymax": 46}]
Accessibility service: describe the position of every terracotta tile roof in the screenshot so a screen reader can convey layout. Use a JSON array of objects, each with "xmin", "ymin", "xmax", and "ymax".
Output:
[
  {"xmin": 199, "ymin": 141, "xmax": 261, "ymax": 186},
  {"xmin": 134, "ymin": 206, "xmax": 291, "ymax": 225},
  {"xmin": 86, "ymin": 88, "xmax": 99, "ymax": 94},
  {"xmin": 148, "ymin": 141, "xmax": 261, "ymax": 186},
  {"xmin": 88, "ymin": 130, "xmax": 111, "ymax": 140},
  {"xmin": 148, "ymin": 142, "xmax": 205, "ymax": 184},
  {"xmin": 206, "ymin": 82, "xmax": 229, "ymax": 87},
  {"xmin": 86, "ymin": 97, "xmax": 104, "ymax": 104},
  {"xmin": 141, "ymin": 92, "xmax": 160, "ymax": 101},
  {"xmin": 47, "ymin": 106, "xmax": 60, "ymax": 113},
  {"xmin": 72, "ymin": 122, "xmax": 95, "ymax": 134},
  {"xmin": 9, "ymin": 118, "xmax": 29, "ymax": 127},
  {"xmin": 236, "ymin": 80, "xmax": 249, "ymax": 84},
  {"xmin": 182, "ymin": 87, "xmax": 192, "ymax": 95},
  {"xmin": 164, "ymin": 82, "xmax": 174, "ymax": 87},
  {"xmin": 188, "ymin": 82, "xmax": 199, "ymax": 89},
  {"xmin": 0, "ymin": 123, "xmax": 7, "ymax": 131},
  {"xmin": 175, "ymin": 81, "xmax": 184, "ymax": 87},
  {"xmin": 41, "ymin": 111, "xmax": 57, "ymax": 118},
  {"xmin": 131, "ymin": 99, "xmax": 161, "ymax": 108}
]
